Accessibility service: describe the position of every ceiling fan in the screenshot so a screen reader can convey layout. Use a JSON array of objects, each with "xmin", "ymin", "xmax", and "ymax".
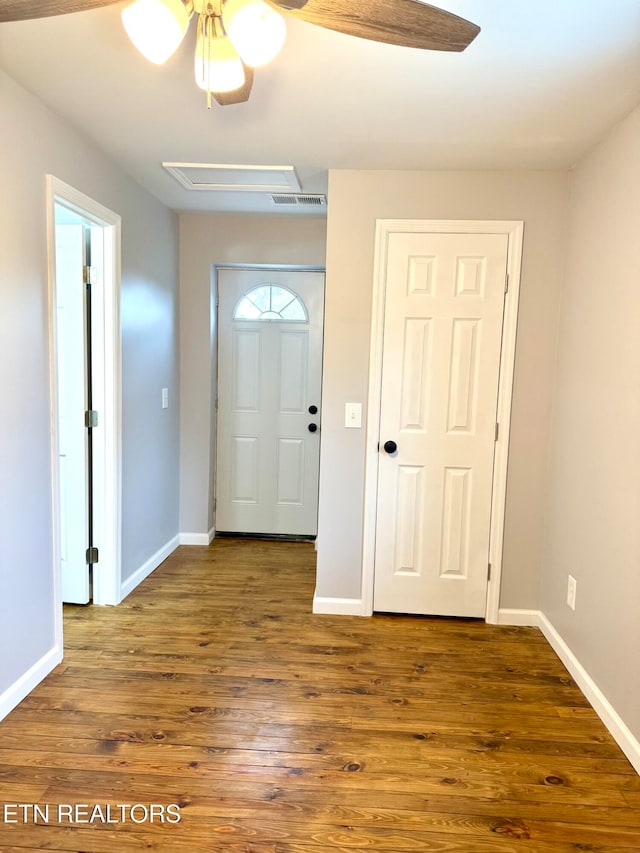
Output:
[{"xmin": 0, "ymin": 0, "xmax": 480, "ymax": 106}]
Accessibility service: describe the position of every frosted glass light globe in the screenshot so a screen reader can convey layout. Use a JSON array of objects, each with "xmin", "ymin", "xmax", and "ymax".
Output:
[
  {"xmin": 195, "ymin": 30, "xmax": 246, "ymax": 93},
  {"xmin": 222, "ymin": 0, "xmax": 286, "ymax": 68},
  {"xmin": 122, "ymin": 0, "xmax": 190, "ymax": 65}
]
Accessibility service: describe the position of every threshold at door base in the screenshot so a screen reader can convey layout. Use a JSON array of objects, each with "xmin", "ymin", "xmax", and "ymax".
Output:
[{"xmin": 216, "ymin": 531, "xmax": 316, "ymax": 543}]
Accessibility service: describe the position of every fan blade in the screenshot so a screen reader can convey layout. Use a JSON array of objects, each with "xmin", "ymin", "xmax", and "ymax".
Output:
[
  {"xmin": 0, "ymin": 0, "xmax": 121, "ymax": 22},
  {"xmin": 213, "ymin": 65, "xmax": 254, "ymax": 106},
  {"xmin": 268, "ymin": 0, "xmax": 480, "ymax": 52}
]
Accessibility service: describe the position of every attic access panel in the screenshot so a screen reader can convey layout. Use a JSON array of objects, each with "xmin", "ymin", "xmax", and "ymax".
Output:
[{"xmin": 162, "ymin": 162, "xmax": 302, "ymax": 193}]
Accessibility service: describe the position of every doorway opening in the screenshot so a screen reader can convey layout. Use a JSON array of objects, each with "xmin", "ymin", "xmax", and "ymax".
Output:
[{"xmin": 47, "ymin": 176, "xmax": 122, "ymax": 633}]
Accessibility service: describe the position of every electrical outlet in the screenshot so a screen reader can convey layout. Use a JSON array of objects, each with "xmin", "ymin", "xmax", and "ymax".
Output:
[{"xmin": 567, "ymin": 575, "xmax": 577, "ymax": 610}]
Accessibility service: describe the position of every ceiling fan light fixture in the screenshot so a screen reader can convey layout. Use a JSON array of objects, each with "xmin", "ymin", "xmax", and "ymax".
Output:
[
  {"xmin": 222, "ymin": 0, "xmax": 286, "ymax": 68},
  {"xmin": 122, "ymin": 0, "xmax": 190, "ymax": 65},
  {"xmin": 195, "ymin": 14, "xmax": 246, "ymax": 93}
]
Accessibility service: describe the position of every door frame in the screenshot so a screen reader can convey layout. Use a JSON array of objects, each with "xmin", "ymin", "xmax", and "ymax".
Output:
[
  {"xmin": 361, "ymin": 219, "xmax": 524, "ymax": 623},
  {"xmin": 213, "ymin": 263, "xmax": 326, "ymax": 538},
  {"xmin": 46, "ymin": 175, "xmax": 122, "ymax": 615}
]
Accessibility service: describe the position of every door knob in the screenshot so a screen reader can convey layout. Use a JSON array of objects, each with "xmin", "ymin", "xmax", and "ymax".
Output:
[
  {"xmin": 308, "ymin": 423, "xmax": 318, "ymax": 433},
  {"xmin": 308, "ymin": 405, "xmax": 318, "ymax": 415},
  {"xmin": 383, "ymin": 440, "xmax": 397, "ymax": 454}
]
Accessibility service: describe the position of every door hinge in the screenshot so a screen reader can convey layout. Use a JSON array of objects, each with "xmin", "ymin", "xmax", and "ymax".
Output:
[
  {"xmin": 85, "ymin": 410, "xmax": 99, "ymax": 428},
  {"xmin": 487, "ymin": 562, "xmax": 492, "ymax": 581},
  {"xmin": 495, "ymin": 422, "xmax": 499, "ymax": 442},
  {"xmin": 83, "ymin": 265, "xmax": 96, "ymax": 286},
  {"xmin": 213, "ymin": 497, "xmax": 217, "ymax": 512},
  {"xmin": 504, "ymin": 273, "xmax": 509, "ymax": 295},
  {"xmin": 86, "ymin": 546, "xmax": 99, "ymax": 565}
]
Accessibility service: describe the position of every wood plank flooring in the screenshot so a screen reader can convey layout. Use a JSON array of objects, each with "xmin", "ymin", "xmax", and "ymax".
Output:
[{"xmin": 1, "ymin": 538, "xmax": 639, "ymax": 852}]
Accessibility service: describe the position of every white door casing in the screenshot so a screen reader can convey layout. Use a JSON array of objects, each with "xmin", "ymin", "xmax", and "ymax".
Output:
[
  {"xmin": 216, "ymin": 268, "xmax": 325, "ymax": 536},
  {"xmin": 363, "ymin": 220, "xmax": 524, "ymax": 622},
  {"xmin": 55, "ymin": 222, "xmax": 90, "ymax": 604}
]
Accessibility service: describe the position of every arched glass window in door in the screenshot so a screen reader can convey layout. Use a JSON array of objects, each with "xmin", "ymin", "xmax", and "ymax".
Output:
[{"xmin": 233, "ymin": 284, "xmax": 308, "ymax": 322}]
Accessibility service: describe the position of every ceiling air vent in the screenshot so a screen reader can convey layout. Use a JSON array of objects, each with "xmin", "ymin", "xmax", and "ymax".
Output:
[{"xmin": 270, "ymin": 193, "xmax": 327, "ymax": 207}]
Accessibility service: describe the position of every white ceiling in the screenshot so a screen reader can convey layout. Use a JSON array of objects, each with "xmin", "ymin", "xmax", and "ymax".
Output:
[{"xmin": 1, "ymin": 0, "xmax": 639, "ymax": 214}]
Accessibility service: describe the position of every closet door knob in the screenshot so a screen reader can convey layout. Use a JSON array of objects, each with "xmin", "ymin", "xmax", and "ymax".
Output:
[{"xmin": 383, "ymin": 440, "xmax": 397, "ymax": 454}]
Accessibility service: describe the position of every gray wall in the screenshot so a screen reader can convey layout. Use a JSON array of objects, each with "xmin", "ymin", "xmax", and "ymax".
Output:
[
  {"xmin": 317, "ymin": 170, "xmax": 568, "ymax": 606},
  {"xmin": 178, "ymin": 212, "xmax": 327, "ymax": 537},
  {"xmin": 541, "ymin": 105, "xmax": 640, "ymax": 739},
  {"xmin": 0, "ymin": 70, "xmax": 179, "ymax": 703}
]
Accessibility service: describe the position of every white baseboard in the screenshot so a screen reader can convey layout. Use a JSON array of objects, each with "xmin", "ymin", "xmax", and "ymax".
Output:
[
  {"xmin": 179, "ymin": 527, "xmax": 215, "ymax": 546},
  {"xmin": 312, "ymin": 595, "xmax": 364, "ymax": 616},
  {"xmin": 539, "ymin": 613, "xmax": 640, "ymax": 775},
  {"xmin": 0, "ymin": 644, "xmax": 62, "ymax": 722},
  {"xmin": 120, "ymin": 534, "xmax": 180, "ymax": 601},
  {"xmin": 497, "ymin": 608, "xmax": 541, "ymax": 627}
]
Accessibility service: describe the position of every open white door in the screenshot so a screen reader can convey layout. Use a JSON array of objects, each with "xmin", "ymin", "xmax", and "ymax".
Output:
[
  {"xmin": 48, "ymin": 177, "xmax": 122, "ymax": 608},
  {"xmin": 55, "ymin": 219, "xmax": 90, "ymax": 604},
  {"xmin": 216, "ymin": 268, "xmax": 325, "ymax": 537},
  {"xmin": 373, "ymin": 230, "xmax": 509, "ymax": 617}
]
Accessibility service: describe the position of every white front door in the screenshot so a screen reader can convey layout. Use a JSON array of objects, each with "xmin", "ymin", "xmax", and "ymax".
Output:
[
  {"xmin": 373, "ymin": 231, "xmax": 509, "ymax": 616},
  {"xmin": 216, "ymin": 268, "xmax": 324, "ymax": 537},
  {"xmin": 55, "ymin": 217, "xmax": 90, "ymax": 604}
]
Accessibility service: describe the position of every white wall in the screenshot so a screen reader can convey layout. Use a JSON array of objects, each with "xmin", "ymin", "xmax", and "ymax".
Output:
[
  {"xmin": 541, "ymin": 105, "xmax": 640, "ymax": 743},
  {"xmin": 318, "ymin": 170, "xmax": 568, "ymax": 607},
  {"xmin": 0, "ymin": 70, "xmax": 179, "ymax": 715},
  {"xmin": 178, "ymin": 212, "xmax": 327, "ymax": 538}
]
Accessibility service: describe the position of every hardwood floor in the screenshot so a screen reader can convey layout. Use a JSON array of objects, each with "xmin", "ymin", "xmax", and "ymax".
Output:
[{"xmin": 1, "ymin": 538, "xmax": 639, "ymax": 852}]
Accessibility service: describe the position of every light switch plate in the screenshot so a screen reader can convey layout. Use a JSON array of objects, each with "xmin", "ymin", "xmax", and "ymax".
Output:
[
  {"xmin": 345, "ymin": 403, "xmax": 362, "ymax": 428},
  {"xmin": 162, "ymin": 388, "xmax": 169, "ymax": 409}
]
